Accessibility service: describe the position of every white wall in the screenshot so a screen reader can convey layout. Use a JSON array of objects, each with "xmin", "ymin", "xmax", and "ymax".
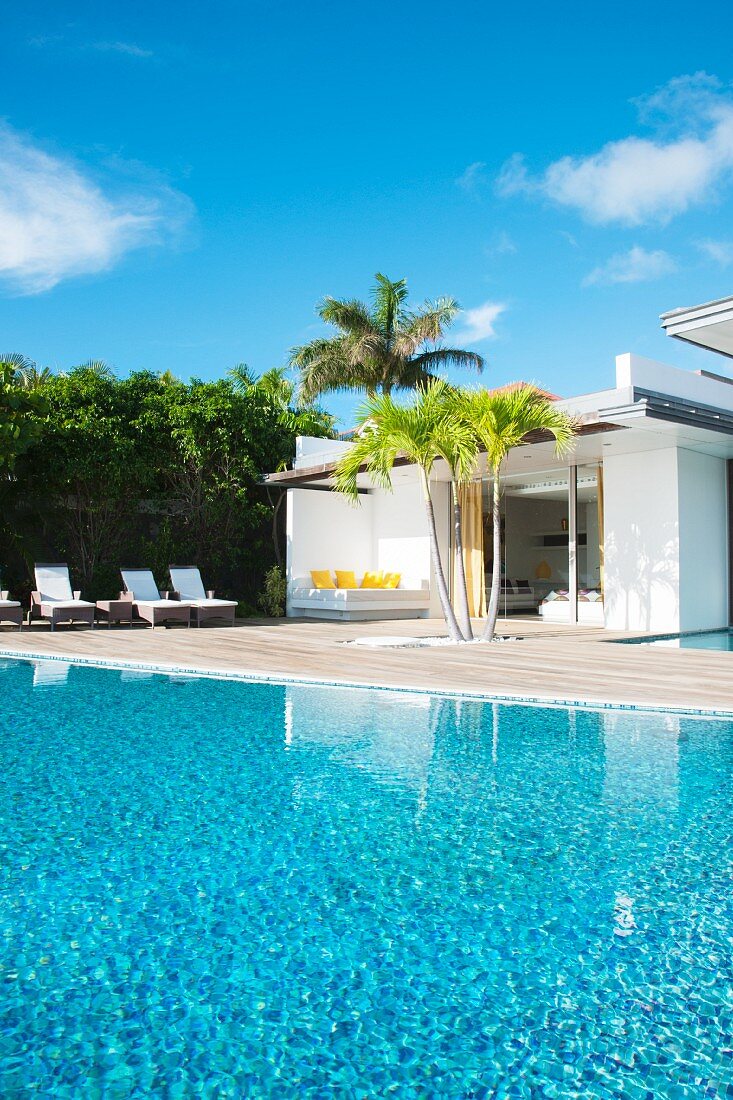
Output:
[
  {"xmin": 604, "ymin": 447, "xmax": 728, "ymax": 632},
  {"xmin": 677, "ymin": 449, "xmax": 728, "ymax": 631},
  {"xmin": 604, "ymin": 449, "xmax": 681, "ymax": 632},
  {"xmin": 616, "ymin": 353, "xmax": 733, "ymax": 413},
  {"xmin": 286, "ymin": 489, "xmax": 373, "ymax": 601},
  {"xmin": 372, "ymin": 480, "xmax": 431, "ymax": 589}
]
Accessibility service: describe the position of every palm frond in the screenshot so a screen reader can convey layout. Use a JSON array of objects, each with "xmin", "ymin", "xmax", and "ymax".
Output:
[
  {"xmin": 372, "ymin": 274, "xmax": 409, "ymax": 338},
  {"xmin": 409, "ymin": 348, "xmax": 485, "ymax": 374},
  {"xmin": 318, "ymin": 297, "xmax": 376, "ymax": 338},
  {"xmin": 454, "ymin": 385, "xmax": 577, "ymax": 471}
]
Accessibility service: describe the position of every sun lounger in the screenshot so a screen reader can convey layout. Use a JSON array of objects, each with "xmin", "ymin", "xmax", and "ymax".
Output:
[
  {"xmin": 30, "ymin": 564, "xmax": 95, "ymax": 630},
  {"xmin": 120, "ymin": 568, "xmax": 191, "ymax": 628},
  {"xmin": 168, "ymin": 566, "xmax": 237, "ymax": 626},
  {"xmin": 0, "ymin": 590, "xmax": 22, "ymax": 630}
]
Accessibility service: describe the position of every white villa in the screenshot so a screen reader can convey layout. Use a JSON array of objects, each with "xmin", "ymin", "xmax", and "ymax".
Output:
[{"xmin": 267, "ymin": 296, "xmax": 733, "ymax": 635}]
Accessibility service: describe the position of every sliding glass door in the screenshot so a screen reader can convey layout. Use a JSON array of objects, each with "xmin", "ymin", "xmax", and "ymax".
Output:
[{"xmin": 480, "ymin": 463, "xmax": 605, "ymax": 625}]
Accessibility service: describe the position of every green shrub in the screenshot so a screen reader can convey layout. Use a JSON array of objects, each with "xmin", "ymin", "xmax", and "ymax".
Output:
[{"xmin": 257, "ymin": 565, "xmax": 286, "ymax": 617}]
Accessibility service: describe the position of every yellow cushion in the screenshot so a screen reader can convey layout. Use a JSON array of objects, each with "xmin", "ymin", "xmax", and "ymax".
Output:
[
  {"xmin": 310, "ymin": 570, "xmax": 335, "ymax": 590},
  {"xmin": 335, "ymin": 570, "xmax": 358, "ymax": 589},
  {"xmin": 382, "ymin": 572, "xmax": 401, "ymax": 589},
  {"xmin": 360, "ymin": 571, "xmax": 384, "ymax": 589}
]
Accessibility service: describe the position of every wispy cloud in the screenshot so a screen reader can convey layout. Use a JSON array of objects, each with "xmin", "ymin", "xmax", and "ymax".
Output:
[
  {"xmin": 29, "ymin": 34, "xmax": 154, "ymax": 59},
  {"xmin": 583, "ymin": 246, "xmax": 677, "ymax": 287},
  {"xmin": 90, "ymin": 41, "xmax": 153, "ymax": 59},
  {"xmin": 456, "ymin": 301, "xmax": 506, "ymax": 343},
  {"xmin": 456, "ymin": 161, "xmax": 487, "ymax": 193},
  {"xmin": 696, "ymin": 238, "xmax": 733, "ymax": 266},
  {"xmin": 498, "ymin": 73, "xmax": 733, "ymax": 226},
  {"xmin": 487, "ymin": 230, "xmax": 517, "ymax": 256},
  {"xmin": 0, "ymin": 123, "xmax": 193, "ymax": 294}
]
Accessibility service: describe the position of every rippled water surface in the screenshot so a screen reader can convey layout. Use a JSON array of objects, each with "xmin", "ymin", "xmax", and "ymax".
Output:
[{"xmin": 1, "ymin": 658, "xmax": 732, "ymax": 1097}]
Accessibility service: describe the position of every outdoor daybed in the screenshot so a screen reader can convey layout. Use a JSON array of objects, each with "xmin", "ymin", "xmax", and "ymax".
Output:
[
  {"xmin": 289, "ymin": 576, "xmax": 431, "ymax": 621},
  {"xmin": 539, "ymin": 589, "xmax": 604, "ymax": 625}
]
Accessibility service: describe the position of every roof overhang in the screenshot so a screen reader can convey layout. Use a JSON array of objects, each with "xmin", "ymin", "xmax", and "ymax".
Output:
[
  {"xmin": 263, "ymin": 416, "xmax": 624, "ymax": 491},
  {"xmin": 661, "ymin": 294, "xmax": 733, "ymax": 358}
]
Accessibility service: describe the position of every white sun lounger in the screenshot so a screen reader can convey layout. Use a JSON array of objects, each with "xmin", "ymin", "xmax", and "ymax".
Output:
[
  {"xmin": 0, "ymin": 588, "xmax": 22, "ymax": 630},
  {"xmin": 31, "ymin": 564, "xmax": 95, "ymax": 630},
  {"xmin": 120, "ymin": 568, "xmax": 192, "ymax": 628},
  {"xmin": 168, "ymin": 566, "xmax": 237, "ymax": 626}
]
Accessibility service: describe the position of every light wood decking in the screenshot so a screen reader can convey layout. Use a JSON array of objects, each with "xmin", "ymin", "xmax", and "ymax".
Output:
[{"xmin": 1, "ymin": 615, "xmax": 732, "ymax": 714}]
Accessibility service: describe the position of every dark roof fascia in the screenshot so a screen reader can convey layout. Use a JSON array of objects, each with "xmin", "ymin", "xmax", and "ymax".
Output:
[{"xmin": 262, "ymin": 419, "xmax": 625, "ymax": 488}]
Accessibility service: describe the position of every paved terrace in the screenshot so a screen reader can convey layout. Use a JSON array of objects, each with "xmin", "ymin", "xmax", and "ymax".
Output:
[{"xmin": 1, "ymin": 616, "xmax": 731, "ymax": 714}]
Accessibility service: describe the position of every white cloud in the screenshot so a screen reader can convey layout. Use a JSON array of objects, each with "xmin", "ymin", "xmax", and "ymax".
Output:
[
  {"xmin": 498, "ymin": 73, "xmax": 733, "ymax": 226},
  {"xmin": 456, "ymin": 161, "xmax": 487, "ymax": 193},
  {"xmin": 583, "ymin": 246, "xmax": 677, "ymax": 287},
  {"xmin": 0, "ymin": 124, "xmax": 193, "ymax": 294},
  {"xmin": 91, "ymin": 41, "xmax": 153, "ymax": 59},
  {"xmin": 696, "ymin": 238, "xmax": 733, "ymax": 266},
  {"xmin": 456, "ymin": 300, "xmax": 506, "ymax": 343}
]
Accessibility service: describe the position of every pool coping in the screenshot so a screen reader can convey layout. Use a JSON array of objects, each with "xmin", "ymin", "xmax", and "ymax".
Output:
[{"xmin": 2, "ymin": 646, "xmax": 733, "ymax": 721}]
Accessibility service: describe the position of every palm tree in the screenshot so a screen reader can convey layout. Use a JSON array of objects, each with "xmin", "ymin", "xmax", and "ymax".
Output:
[
  {"xmin": 229, "ymin": 364, "xmax": 335, "ymax": 437},
  {"xmin": 333, "ymin": 381, "xmax": 476, "ymax": 643},
  {"xmin": 290, "ymin": 273, "xmax": 484, "ymax": 403},
  {"xmin": 2, "ymin": 354, "xmax": 52, "ymax": 390},
  {"xmin": 454, "ymin": 386, "xmax": 577, "ymax": 642}
]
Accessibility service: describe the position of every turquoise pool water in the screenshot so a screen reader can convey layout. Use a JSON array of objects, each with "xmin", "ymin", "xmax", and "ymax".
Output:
[
  {"xmin": 1, "ymin": 659, "xmax": 732, "ymax": 1097},
  {"xmin": 625, "ymin": 630, "xmax": 733, "ymax": 652}
]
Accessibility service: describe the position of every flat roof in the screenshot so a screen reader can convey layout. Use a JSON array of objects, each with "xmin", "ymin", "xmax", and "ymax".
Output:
[{"xmin": 661, "ymin": 294, "xmax": 733, "ymax": 358}]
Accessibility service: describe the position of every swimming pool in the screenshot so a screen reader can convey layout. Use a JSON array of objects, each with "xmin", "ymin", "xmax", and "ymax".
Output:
[
  {"xmin": 623, "ymin": 629, "xmax": 733, "ymax": 651},
  {"xmin": 1, "ymin": 658, "xmax": 732, "ymax": 1096}
]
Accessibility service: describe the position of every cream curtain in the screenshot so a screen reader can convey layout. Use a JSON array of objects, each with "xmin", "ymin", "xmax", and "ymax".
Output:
[{"xmin": 452, "ymin": 482, "xmax": 486, "ymax": 619}]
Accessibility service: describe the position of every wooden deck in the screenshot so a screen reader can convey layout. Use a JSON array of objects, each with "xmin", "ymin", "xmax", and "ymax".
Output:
[{"xmin": 1, "ymin": 615, "xmax": 731, "ymax": 714}]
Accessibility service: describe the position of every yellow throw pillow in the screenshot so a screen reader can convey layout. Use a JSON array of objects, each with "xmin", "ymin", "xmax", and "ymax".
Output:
[
  {"xmin": 310, "ymin": 570, "xmax": 335, "ymax": 590},
  {"xmin": 382, "ymin": 572, "xmax": 401, "ymax": 589},
  {"xmin": 335, "ymin": 569, "xmax": 358, "ymax": 589},
  {"xmin": 360, "ymin": 571, "xmax": 384, "ymax": 589}
]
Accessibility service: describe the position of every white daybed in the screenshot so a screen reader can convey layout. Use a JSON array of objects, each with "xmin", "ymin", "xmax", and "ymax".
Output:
[
  {"xmin": 288, "ymin": 577, "xmax": 431, "ymax": 621},
  {"xmin": 539, "ymin": 589, "xmax": 605, "ymax": 625}
]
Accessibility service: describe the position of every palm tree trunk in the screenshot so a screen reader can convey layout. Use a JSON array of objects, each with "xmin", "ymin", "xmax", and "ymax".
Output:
[
  {"xmin": 482, "ymin": 465, "xmax": 503, "ymax": 641},
  {"xmin": 451, "ymin": 481, "xmax": 473, "ymax": 640},
  {"xmin": 419, "ymin": 468, "xmax": 465, "ymax": 642}
]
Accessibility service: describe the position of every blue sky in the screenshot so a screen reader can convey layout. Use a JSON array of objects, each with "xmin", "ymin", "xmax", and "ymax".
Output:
[{"xmin": 2, "ymin": 0, "xmax": 733, "ymax": 426}]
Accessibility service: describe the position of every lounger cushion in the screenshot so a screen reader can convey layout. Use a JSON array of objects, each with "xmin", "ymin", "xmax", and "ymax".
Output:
[
  {"xmin": 35, "ymin": 564, "xmax": 74, "ymax": 602},
  {"xmin": 121, "ymin": 569, "xmax": 161, "ymax": 602},
  {"xmin": 169, "ymin": 567, "xmax": 208, "ymax": 601},
  {"xmin": 40, "ymin": 600, "xmax": 95, "ymax": 616},
  {"xmin": 187, "ymin": 598, "xmax": 237, "ymax": 608},
  {"xmin": 0, "ymin": 600, "xmax": 20, "ymax": 608},
  {"xmin": 135, "ymin": 599, "xmax": 191, "ymax": 609}
]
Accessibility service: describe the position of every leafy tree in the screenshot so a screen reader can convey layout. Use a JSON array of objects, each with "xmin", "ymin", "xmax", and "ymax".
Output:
[
  {"xmin": 454, "ymin": 386, "xmax": 576, "ymax": 641},
  {"xmin": 230, "ymin": 364, "xmax": 335, "ymax": 439},
  {"xmin": 0, "ymin": 361, "xmax": 48, "ymax": 470},
  {"xmin": 334, "ymin": 381, "xmax": 476, "ymax": 643},
  {"xmin": 4, "ymin": 365, "xmax": 321, "ymax": 603},
  {"xmin": 290, "ymin": 273, "xmax": 484, "ymax": 403}
]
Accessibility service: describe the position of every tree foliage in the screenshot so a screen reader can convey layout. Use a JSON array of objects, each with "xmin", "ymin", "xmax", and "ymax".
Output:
[
  {"xmin": 0, "ymin": 361, "xmax": 48, "ymax": 470},
  {"xmin": 1, "ymin": 365, "xmax": 334, "ymax": 604},
  {"xmin": 290, "ymin": 273, "xmax": 484, "ymax": 403}
]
